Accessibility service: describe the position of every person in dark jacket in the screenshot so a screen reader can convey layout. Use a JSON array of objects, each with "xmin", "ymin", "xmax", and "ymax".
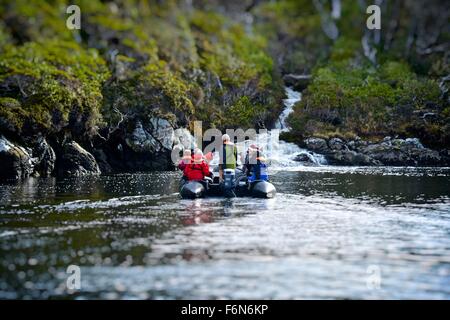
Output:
[{"xmin": 244, "ymin": 144, "xmax": 269, "ymax": 182}]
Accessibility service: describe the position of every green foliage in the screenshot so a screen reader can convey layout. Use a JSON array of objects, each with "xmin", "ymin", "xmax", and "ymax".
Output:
[
  {"xmin": 267, "ymin": 0, "xmax": 449, "ymax": 147},
  {"xmin": 289, "ymin": 59, "xmax": 443, "ymax": 140},
  {"xmin": 0, "ymin": 0, "xmax": 73, "ymax": 42},
  {"xmin": 4, "ymin": 0, "xmax": 444, "ymax": 149},
  {"xmin": 330, "ymin": 37, "xmax": 361, "ymax": 62},
  {"xmin": 379, "ymin": 61, "xmax": 415, "ymax": 90},
  {"xmin": 224, "ymin": 96, "xmax": 258, "ymax": 128},
  {"xmin": 0, "ymin": 97, "xmax": 27, "ymax": 132},
  {"xmin": 0, "ymin": 21, "xmax": 11, "ymax": 51},
  {"xmin": 0, "ymin": 40, "xmax": 110, "ymax": 133},
  {"xmin": 253, "ymin": 0, "xmax": 327, "ymax": 74},
  {"xmin": 0, "ymin": 0, "xmax": 284, "ymax": 138},
  {"xmin": 190, "ymin": 10, "xmax": 273, "ymax": 88},
  {"xmin": 102, "ymin": 60, "xmax": 194, "ymax": 125}
]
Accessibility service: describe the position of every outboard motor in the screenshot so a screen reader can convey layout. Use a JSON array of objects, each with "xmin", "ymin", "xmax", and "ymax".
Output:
[{"xmin": 223, "ymin": 169, "xmax": 236, "ymax": 197}]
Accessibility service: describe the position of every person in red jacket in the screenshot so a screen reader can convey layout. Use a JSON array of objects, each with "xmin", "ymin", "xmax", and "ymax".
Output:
[
  {"xmin": 184, "ymin": 151, "xmax": 210, "ymax": 181},
  {"xmin": 178, "ymin": 149, "xmax": 192, "ymax": 171}
]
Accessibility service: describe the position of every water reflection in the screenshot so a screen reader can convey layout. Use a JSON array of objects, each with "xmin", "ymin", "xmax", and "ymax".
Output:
[
  {"xmin": 179, "ymin": 200, "xmax": 215, "ymax": 226},
  {"xmin": 0, "ymin": 167, "xmax": 449, "ymax": 299},
  {"xmin": 273, "ymin": 169, "xmax": 450, "ymax": 205}
]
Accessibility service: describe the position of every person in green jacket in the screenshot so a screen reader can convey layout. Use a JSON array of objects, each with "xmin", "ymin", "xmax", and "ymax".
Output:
[{"xmin": 219, "ymin": 133, "xmax": 238, "ymax": 181}]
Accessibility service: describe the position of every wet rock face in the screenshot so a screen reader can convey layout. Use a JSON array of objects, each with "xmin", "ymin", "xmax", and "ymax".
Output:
[
  {"xmin": 125, "ymin": 118, "xmax": 175, "ymax": 154},
  {"xmin": 105, "ymin": 117, "xmax": 178, "ymax": 172},
  {"xmin": 293, "ymin": 152, "xmax": 317, "ymax": 166},
  {"xmin": 328, "ymin": 137, "xmax": 346, "ymax": 151},
  {"xmin": 304, "ymin": 137, "xmax": 329, "ymax": 153},
  {"xmin": 303, "ymin": 136, "xmax": 448, "ymax": 166},
  {"xmin": 32, "ymin": 137, "xmax": 56, "ymax": 177},
  {"xmin": 149, "ymin": 118, "xmax": 175, "ymax": 151},
  {"xmin": 56, "ymin": 141, "xmax": 101, "ymax": 177},
  {"xmin": 0, "ymin": 136, "xmax": 34, "ymax": 180},
  {"xmin": 126, "ymin": 120, "xmax": 160, "ymax": 153}
]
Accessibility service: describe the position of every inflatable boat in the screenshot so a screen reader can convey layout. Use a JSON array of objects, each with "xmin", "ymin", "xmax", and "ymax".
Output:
[{"xmin": 180, "ymin": 169, "xmax": 276, "ymax": 199}]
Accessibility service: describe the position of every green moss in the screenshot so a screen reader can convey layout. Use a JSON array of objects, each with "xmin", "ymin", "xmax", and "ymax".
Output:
[
  {"xmin": 380, "ymin": 61, "xmax": 414, "ymax": 86},
  {"xmin": 289, "ymin": 59, "xmax": 443, "ymax": 140},
  {"xmin": 223, "ymin": 96, "xmax": 258, "ymax": 128},
  {"xmin": 0, "ymin": 21, "xmax": 11, "ymax": 51},
  {"xmin": 142, "ymin": 14, "xmax": 199, "ymax": 72},
  {"xmin": 189, "ymin": 9, "xmax": 273, "ymax": 88},
  {"xmin": 102, "ymin": 60, "xmax": 194, "ymax": 125},
  {"xmin": 190, "ymin": 10, "xmax": 226, "ymax": 35},
  {"xmin": 0, "ymin": 97, "xmax": 27, "ymax": 133},
  {"xmin": 0, "ymin": 40, "xmax": 110, "ymax": 133},
  {"xmin": 143, "ymin": 61, "xmax": 194, "ymax": 115},
  {"xmin": 0, "ymin": 0, "xmax": 74, "ymax": 42},
  {"xmin": 330, "ymin": 37, "xmax": 361, "ymax": 62},
  {"xmin": 89, "ymin": 15, "xmax": 133, "ymax": 32}
]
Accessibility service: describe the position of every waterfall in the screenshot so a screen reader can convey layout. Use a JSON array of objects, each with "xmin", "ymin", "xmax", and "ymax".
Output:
[
  {"xmin": 232, "ymin": 87, "xmax": 326, "ymax": 169},
  {"xmin": 276, "ymin": 87, "xmax": 301, "ymax": 132},
  {"xmin": 177, "ymin": 87, "xmax": 327, "ymax": 169},
  {"xmin": 267, "ymin": 87, "xmax": 327, "ymax": 168},
  {"xmin": 234, "ymin": 131, "xmax": 327, "ymax": 169}
]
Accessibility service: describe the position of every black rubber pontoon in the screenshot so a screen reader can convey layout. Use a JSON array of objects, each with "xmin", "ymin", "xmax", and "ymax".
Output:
[
  {"xmin": 179, "ymin": 168, "xmax": 276, "ymax": 199},
  {"xmin": 249, "ymin": 180, "xmax": 276, "ymax": 198},
  {"xmin": 180, "ymin": 181, "xmax": 206, "ymax": 199}
]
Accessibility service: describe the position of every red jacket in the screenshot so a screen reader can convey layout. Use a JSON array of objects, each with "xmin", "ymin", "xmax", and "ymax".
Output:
[
  {"xmin": 178, "ymin": 159, "xmax": 191, "ymax": 171},
  {"xmin": 184, "ymin": 161, "xmax": 210, "ymax": 181}
]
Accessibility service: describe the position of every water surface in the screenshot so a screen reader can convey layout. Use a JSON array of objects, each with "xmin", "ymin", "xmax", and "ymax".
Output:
[{"xmin": 0, "ymin": 167, "xmax": 449, "ymax": 299}]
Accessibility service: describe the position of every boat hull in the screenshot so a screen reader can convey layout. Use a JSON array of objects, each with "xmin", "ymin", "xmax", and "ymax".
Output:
[
  {"xmin": 250, "ymin": 180, "xmax": 277, "ymax": 198},
  {"xmin": 180, "ymin": 178, "xmax": 276, "ymax": 199},
  {"xmin": 180, "ymin": 181, "xmax": 206, "ymax": 199}
]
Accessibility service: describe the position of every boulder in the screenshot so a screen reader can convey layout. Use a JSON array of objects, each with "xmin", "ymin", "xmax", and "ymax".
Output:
[
  {"xmin": 328, "ymin": 137, "xmax": 346, "ymax": 151},
  {"xmin": 326, "ymin": 150, "xmax": 381, "ymax": 166},
  {"xmin": 92, "ymin": 149, "xmax": 113, "ymax": 174},
  {"xmin": 405, "ymin": 138, "xmax": 424, "ymax": 149},
  {"xmin": 173, "ymin": 128, "xmax": 196, "ymax": 151},
  {"xmin": 125, "ymin": 118, "xmax": 175, "ymax": 154},
  {"xmin": 0, "ymin": 136, "xmax": 34, "ymax": 180},
  {"xmin": 113, "ymin": 117, "xmax": 178, "ymax": 172},
  {"xmin": 347, "ymin": 137, "xmax": 368, "ymax": 151},
  {"xmin": 282, "ymin": 74, "xmax": 312, "ymax": 91},
  {"xmin": 149, "ymin": 117, "xmax": 175, "ymax": 151},
  {"xmin": 361, "ymin": 138, "xmax": 441, "ymax": 166},
  {"xmin": 304, "ymin": 137, "xmax": 329, "ymax": 153},
  {"xmin": 411, "ymin": 148, "xmax": 442, "ymax": 166},
  {"xmin": 303, "ymin": 136, "xmax": 443, "ymax": 166},
  {"xmin": 293, "ymin": 152, "xmax": 316, "ymax": 165},
  {"xmin": 369, "ymin": 149, "xmax": 415, "ymax": 166},
  {"xmin": 32, "ymin": 137, "xmax": 56, "ymax": 177},
  {"xmin": 56, "ymin": 141, "xmax": 101, "ymax": 177},
  {"xmin": 125, "ymin": 120, "xmax": 160, "ymax": 153}
]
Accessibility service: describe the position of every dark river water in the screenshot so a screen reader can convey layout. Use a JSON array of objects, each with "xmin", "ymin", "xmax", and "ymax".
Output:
[{"xmin": 0, "ymin": 167, "xmax": 449, "ymax": 299}]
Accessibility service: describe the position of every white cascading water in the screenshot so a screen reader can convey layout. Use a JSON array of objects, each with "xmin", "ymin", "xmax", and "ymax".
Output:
[
  {"xmin": 176, "ymin": 87, "xmax": 326, "ymax": 168},
  {"xmin": 276, "ymin": 87, "xmax": 301, "ymax": 132},
  {"xmin": 245, "ymin": 87, "xmax": 326, "ymax": 169}
]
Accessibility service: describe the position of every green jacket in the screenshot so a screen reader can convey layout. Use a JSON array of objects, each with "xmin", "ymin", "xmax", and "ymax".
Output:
[{"xmin": 221, "ymin": 143, "xmax": 238, "ymax": 170}]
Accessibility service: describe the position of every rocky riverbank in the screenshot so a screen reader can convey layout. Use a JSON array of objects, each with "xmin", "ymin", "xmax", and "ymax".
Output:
[
  {"xmin": 3, "ymin": 127, "xmax": 450, "ymax": 182},
  {"xmin": 0, "ymin": 115, "xmax": 195, "ymax": 181},
  {"xmin": 299, "ymin": 136, "xmax": 450, "ymax": 167}
]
